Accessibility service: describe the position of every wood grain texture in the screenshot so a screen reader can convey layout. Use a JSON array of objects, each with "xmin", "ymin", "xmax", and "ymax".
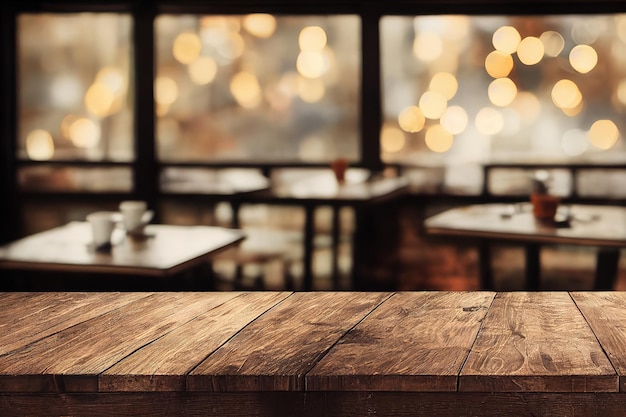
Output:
[
  {"xmin": 571, "ymin": 292, "xmax": 626, "ymax": 392},
  {"xmin": 0, "ymin": 292, "xmax": 241, "ymax": 393},
  {"xmin": 99, "ymin": 291, "xmax": 291, "ymax": 392},
  {"xmin": 306, "ymin": 291, "xmax": 495, "ymax": 391},
  {"xmin": 0, "ymin": 292, "xmax": 151, "ymax": 355},
  {"xmin": 4, "ymin": 392, "xmax": 626, "ymax": 417},
  {"xmin": 460, "ymin": 292, "xmax": 617, "ymax": 392},
  {"xmin": 187, "ymin": 291, "xmax": 392, "ymax": 392}
]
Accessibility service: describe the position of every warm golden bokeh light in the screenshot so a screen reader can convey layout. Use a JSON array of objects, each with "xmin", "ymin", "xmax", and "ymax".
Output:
[
  {"xmin": 511, "ymin": 91, "xmax": 541, "ymax": 122},
  {"xmin": 26, "ymin": 129, "xmax": 54, "ymax": 160},
  {"xmin": 488, "ymin": 77, "xmax": 517, "ymax": 107},
  {"xmin": 296, "ymin": 50, "xmax": 328, "ymax": 78},
  {"xmin": 218, "ymin": 32, "xmax": 245, "ymax": 60},
  {"xmin": 299, "ymin": 26, "xmax": 327, "ymax": 52},
  {"xmin": 380, "ymin": 124, "xmax": 406, "ymax": 153},
  {"xmin": 243, "ymin": 14, "xmax": 277, "ymax": 38},
  {"xmin": 425, "ymin": 124, "xmax": 454, "ymax": 152},
  {"xmin": 68, "ymin": 118, "xmax": 100, "ymax": 148},
  {"xmin": 297, "ymin": 77, "xmax": 325, "ymax": 103},
  {"xmin": 419, "ymin": 91, "xmax": 447, "ymax": 119},
  {"xmin": 492, "ymin": 26, "xmax": 521, "ymax": 54},
  {"xmin": 440, "ymin": 105, "xmax": 468, "ymax": 135},
  {"xmin": 588, "ymin": 119, "xmax": 620, "ymax": 149},
  {"xmin": 85, "ymin": 82, "xmax": 115, "ymax": 117},
  {"xmin": 517, "ymin": 36, "xmax": 544, "ymax": 65},
  {"xmin": 475, "ymin": 107, "xmax": 504, "ymax": 135},
  {"xmin": 155, "ymin": 76, "xmax": 179, "ymax": 106},
  {"xmin": 413, "ymin": 32, "xmax": 443, "ymax": 62},
  {"xmin": 561, "ymin": 98, "xmax": 584, "ymax": 117},
  {"xmin": 230, "ymin": 71, "xmax": 262, "ymax": 108},
  {"xmin": 429, "ymin": 72, "xmax": 458, "ymax": 100},
  {"xmin": 95, "ymin": 66, "xmax": 125, "ymax": 95},
  {"xmin": 172, "ymin": 32, "xmax": 202, "ymax": 65},
  {"xmin": 485, "ymin": 51, "xmax": 514, "ymax": 78},
  {"xmin": 540, "ymin": 31, "xmax": 565, "ymax": 57},
  {"xmin": 188, "ymin": 56, "xmax": 218, "ymax": 85},
  {"xmin": 569, "ymin": 44, "xmax": 598, "ymax": 74},
  {"xmin": 442, "ymin": 15, "xmax": 470, "ymax": 40},
  {"xmin": 398, "ymin": 105, "xmax": 426, "ymax": 133},
  {"xmin": 551, "ymin": 79, "xmax": 582, "ymax": 109}
]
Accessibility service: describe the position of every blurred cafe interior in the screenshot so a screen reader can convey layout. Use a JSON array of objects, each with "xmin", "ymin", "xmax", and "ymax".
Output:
[{"xmin": 0, "ymin": 0, "xmax": 625, "ymax": 292}]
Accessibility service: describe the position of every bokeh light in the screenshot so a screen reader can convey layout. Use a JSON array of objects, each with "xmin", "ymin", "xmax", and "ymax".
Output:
[
  {"xmin": 492, "ymin": 26, "xmax": 521, "ymax": 54},
  {"xmin": 589, "ymin": 119, "xmax": 620, "ymax": 149},
  {"xmin": 84, "ymin": 82, "xmax": 115, "ymax": 117},
  {"xmin": 569, "ymin": 44, "xmax": 598, "ymax": 74},
  {"xmin": 381, "ymin": 124, "xmax": 406, "ymax": 153},
  {"xmin": 425, "ymin": 124, "xmax": 454, "ymax": 152},
  {"xmin": 540, "ymin": 31, "xmax": 565, "ymax": 57},
  {"xmin": 475, "ymin": 107, "xmax": 504, "ymax": 135},
  {"xmin": 440, "ymin": 105, "xmax": 468, "ymax": 135},
  {"xmin": 429, "ymin": 72, "xmax": 458, "ymax": 100},
  {"xmin": 172, "ymin": 32, "xmax": 202, "ymax": 64},
  {"xmin": 617, "ymin": 79, "xmax": 626, "ymax": 106},
  {"xmin": 230, "ymin": 71, "xmax": 262, "ymax": 108},
  {"xmin": 517, "ymin": 36, "xmax": 544, "ymax": 65},
  {"xmin": 243, "ymin": 14, "xmax": 276, "ymax": 38},
  {"xmin": 26, "ymin": 129, "xmax": 54, "ymax": 160},
  {"xmin": 485, "ymin": 51, "xmax": 514, "ymax": 78},
  {"xmin": 188, "ymin": 56, "xmax": 218, "ymax": 85},
  {"xmin": 296, "ymin": 50, "xmax": 329, "ymax": 78},
  {"xmin": 299, "ymin": 26, "xmax": 327, "ymax": 51},
  {"xmin": 398, "ymin": 105, "xmax": 426, "ymax": 133},
  {"xmin": 413, "ymin": 32, "xmax": 443, "ymax": 62},
  {"xmin": 488, "ymin": 77, "xmax": 517, "ymax": 107},
  {"xmin": 419, "ymin": 91, "xmax": 447, "ymax": 119},
  {"xmin": 551, "ymin": 79, "xmax": 582, "ymax": 110},
  {"xmin": 155, "ymin": 76, "xmax": 179, "ymax": 106},
  {"xmin": 68, "ymin": 118, "xmax": 100, "ymax": 148}
]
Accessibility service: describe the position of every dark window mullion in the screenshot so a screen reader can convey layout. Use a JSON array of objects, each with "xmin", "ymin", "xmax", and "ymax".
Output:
[{"xmin": 132, "ymin": 2, "xmax": 159, "ymax": 214}]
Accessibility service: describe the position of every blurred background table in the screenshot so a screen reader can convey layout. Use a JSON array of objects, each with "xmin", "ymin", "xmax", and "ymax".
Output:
[
  {"xmin": 0, "ymin": 222, "xmax": 244, "ymax": 291},
  {"xmin": 424, "ymin": 203, "xmax": 626, "ymax": 290}
]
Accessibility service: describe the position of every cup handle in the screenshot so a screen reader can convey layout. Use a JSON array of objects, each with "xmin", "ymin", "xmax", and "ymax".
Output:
[{"xmin": 142, "ymin": 210, "xmax": 154, "ymax": 224}]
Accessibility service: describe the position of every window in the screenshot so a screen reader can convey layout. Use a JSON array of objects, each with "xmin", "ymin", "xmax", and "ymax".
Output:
[
  {"xmin": 380, "ymin": 14, "xmax": 626, "ymax": 165},
  {"xmin": 155, "ymin": 14, "xmax": 361, "ymax": 163}
]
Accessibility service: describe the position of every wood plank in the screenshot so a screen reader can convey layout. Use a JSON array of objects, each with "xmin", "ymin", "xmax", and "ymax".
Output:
[
  {"xmin": 571, "ymin": 292, "xmax": 626, "ymax": 392},
  {"xmin": 460, "ymin": 292, "xmax": 617, "ymax": 392},
  {"xmin": 187, "ymin": 292, "xmax": 392, "ymax": 392},
  {"xmin": 0, "ymin": 292, "xmax": 152, "ymax": 354},
  {"xmin": 0, "ymin": 292, "xmax": 242, "ymax": 393},
  {"xmin": 5, "ymin": 392, "xmax": 626, "ymax": 417},
  {"xmin": 306, "ymin": 291, "xmax": 495, "ymax": 391},
  {"xmin": 99, "ymin": 292, "xmax": 291, "ymax": 392}
]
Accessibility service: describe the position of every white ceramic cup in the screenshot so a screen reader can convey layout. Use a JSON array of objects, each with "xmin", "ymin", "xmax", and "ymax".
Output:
[
  {"xmin": 119, "ymin": 200, "xmax": 153, "ymax": 235},
  {"xmin": 86, "ymin": 211, "xmax": 118, "ymax": 249}
]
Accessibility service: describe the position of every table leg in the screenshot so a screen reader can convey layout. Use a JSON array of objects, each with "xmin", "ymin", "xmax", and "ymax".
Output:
[
  {"xmin": 303, "ymin": 205, "xmax": 315, "ymax": 291},
  {"xmin": 525, "ymin": 244, "xmax": 541, "ymax": 290},
  {"xmin": 594, "ymin": 249, "xmax": 620, "ymax": 290},
  {"xmin": 331, "ymin": 205, "xmax": 341, "ymax": 290},
  {"xmin": 478, "ymin": 241, "xmax": 493, "ymax": 290}
]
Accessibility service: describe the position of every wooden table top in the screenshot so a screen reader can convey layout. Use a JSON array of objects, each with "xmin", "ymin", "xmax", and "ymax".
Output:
[
  {"xmin": 0, "ymin": 222, "xmax": 245, "ymax": 276},
  {"xmin": 3, "ymin": 290, "xmax": 626, "ymax": 416},
  {"xmin": 425, "ymin": 203, "xmax": 626, "ymax": 248}
]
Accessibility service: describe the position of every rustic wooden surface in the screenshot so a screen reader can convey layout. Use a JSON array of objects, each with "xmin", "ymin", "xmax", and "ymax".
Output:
[
  {"xmin": 0, "ymin": 222, "xmax": 245, "ymax": 276},
  {"xmin": 2, "ymin": 291, "xmax": 626, "ymax": 417}
]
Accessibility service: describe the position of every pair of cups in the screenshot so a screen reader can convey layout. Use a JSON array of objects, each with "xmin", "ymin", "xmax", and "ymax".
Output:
[{"xmin": 87, "ymin": 201, "xmax": 154, "ymax": 250}]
